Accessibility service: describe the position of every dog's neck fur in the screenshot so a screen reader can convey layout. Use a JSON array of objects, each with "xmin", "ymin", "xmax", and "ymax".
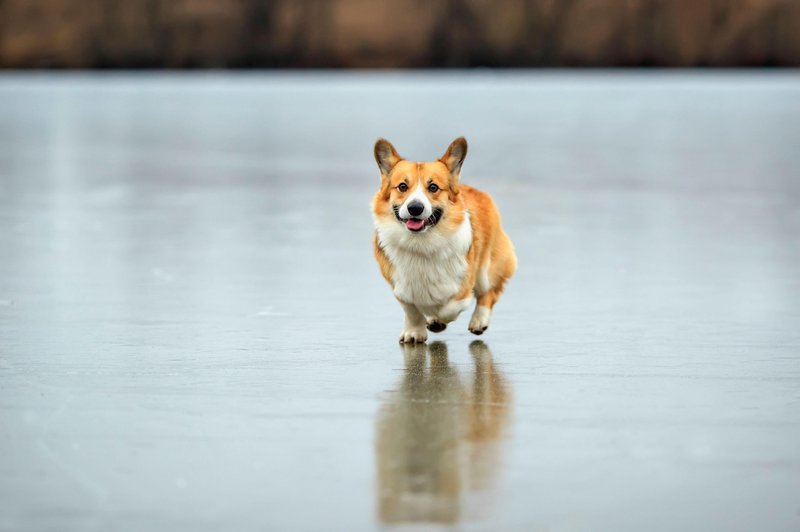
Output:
[{"xmin": 375, "ymin": 212, "xmax": 472, "ymax": 310}]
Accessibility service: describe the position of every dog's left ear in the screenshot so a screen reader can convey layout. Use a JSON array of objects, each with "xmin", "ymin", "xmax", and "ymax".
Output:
[{"xmin": 440, "ymin": 137, "xmax": 468, "ymax": 177}]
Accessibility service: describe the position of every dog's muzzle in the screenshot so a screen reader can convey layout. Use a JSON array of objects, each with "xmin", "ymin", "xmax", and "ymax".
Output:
[{"xmin": 393, "ymin": 206, "xmax": 443, "ymax": 233}]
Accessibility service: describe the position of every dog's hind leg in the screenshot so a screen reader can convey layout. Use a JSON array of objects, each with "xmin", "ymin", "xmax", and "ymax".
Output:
[
  {"xmin": 468, "ymin": 259, "xmax": 514, "ymax": 335},
  {"xmin": 468, "ymin": 291, "xmax": 498, "ymax": 335}
]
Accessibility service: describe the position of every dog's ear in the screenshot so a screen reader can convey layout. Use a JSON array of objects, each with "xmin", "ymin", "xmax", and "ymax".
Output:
[
  {"xmin": 374, "ymin": 138, "xmax": 401, "ymax": 176},
  {"xmin": 440, "ymin": 137, "xmax": 468, "ymax": 176}
]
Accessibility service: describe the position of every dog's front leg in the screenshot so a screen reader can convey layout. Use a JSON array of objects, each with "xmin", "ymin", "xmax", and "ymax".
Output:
[
  {"xmin": 398, "ymin": 300, "xmax": 428, "ymax": 344},
  {"xmin": 427, "ymin": 252, "xmax": 477, "ymax": 334},
  {"xmin": 426, "ymin": 296, "xmax": 472, "ymax": 333}
]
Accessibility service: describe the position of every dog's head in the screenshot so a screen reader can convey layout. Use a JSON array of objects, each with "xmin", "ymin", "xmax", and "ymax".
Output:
[{"xmin": 372, "ymin": 137, "xmax": 468, "ymax": 235}]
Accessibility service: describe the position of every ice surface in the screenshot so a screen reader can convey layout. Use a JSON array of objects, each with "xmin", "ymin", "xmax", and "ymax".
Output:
[{"xmin": 0, "ymin": 71, "xmax": 799, "ymax": 531}]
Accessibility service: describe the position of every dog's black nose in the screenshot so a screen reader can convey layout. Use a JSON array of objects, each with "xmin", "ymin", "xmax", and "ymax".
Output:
[{"xmin": 407, "ymin": 201, "xmax": 424, "ymax": 217}]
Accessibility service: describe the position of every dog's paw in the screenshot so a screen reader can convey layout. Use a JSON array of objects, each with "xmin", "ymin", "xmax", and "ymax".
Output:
[
  {"xmin": 468, "ymin": 306, "xmax": 491, "ymax": 336},
  {"xmin": 437, "ymin": 297, "xmax": 472, "ymax": 323},
  {"xmin": 426, "ymin": 319, "xmax": 447, "ymax": 333},
  {"xmin": 399, "ymin": 327, "xmax": 428, "ymax": 344}
]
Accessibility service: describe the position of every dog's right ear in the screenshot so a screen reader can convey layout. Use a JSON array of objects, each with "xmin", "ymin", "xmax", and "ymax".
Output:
[{"xmin": 374, "ymin": 138, "xmax": 401, "ymax": 176}]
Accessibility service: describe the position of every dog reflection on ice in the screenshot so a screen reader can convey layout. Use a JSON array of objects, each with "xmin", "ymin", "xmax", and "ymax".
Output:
[{"xmin": 375, "ymin": 341, "xmax": 513, "ymax": 525}]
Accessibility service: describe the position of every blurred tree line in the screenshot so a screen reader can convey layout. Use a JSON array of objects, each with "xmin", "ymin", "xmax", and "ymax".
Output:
[{"xmin": 1, "ymin": 0, "xmax": 798, "ymax": 68}]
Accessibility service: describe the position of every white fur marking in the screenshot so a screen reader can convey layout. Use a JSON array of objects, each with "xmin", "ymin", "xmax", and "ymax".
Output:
[
  {"xmin": 376, "ymin": 212, "xmax": 472, "ymax": 314},
  {"xmin": 469, "ymin": 305, "xmax": 492, "ymax": 332},
  {"xmin": 398, "ymin": 182, "xmax": 432, "ymax": 220},
  {"xmin": 400, "ymin": 301, "xmax": 427, "ymax": 343},
  {"xmin": 436, "ymin": 297, "xmax": 472, "ymax": 323}
]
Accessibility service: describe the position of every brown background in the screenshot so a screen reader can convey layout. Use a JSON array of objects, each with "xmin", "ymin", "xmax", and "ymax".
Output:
[{"xmin": 1, "ymin": 0, "xmax": 799, "ymax": 68}]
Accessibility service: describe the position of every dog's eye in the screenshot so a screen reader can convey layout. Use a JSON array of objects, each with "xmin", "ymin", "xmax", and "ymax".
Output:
[
  {"xmin": 428, "ymin": 183, "xmax": 439, "ymax": 193},
  {"xmin": 398, "ymin": 183, "xmax": 408, "ymax": 192}
]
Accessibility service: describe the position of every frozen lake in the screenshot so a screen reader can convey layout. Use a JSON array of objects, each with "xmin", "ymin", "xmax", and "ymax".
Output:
[{"xmin": 1, "ymin": 71, "xmax": 799, "ymax": 531}]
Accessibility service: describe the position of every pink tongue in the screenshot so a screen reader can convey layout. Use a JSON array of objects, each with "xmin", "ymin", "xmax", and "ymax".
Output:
[{"xmin": 406, "ymin": 218, "xmax": 425, "ymax": 231}]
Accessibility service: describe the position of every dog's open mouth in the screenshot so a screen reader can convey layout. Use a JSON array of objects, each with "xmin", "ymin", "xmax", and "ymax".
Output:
[
  {"xmin": 394, "ymin": 207, "xmax": 443, "ymax": 233},
  {"xmin": 405, "ymin": 218, "xmax": 426, "ymax": 232}
]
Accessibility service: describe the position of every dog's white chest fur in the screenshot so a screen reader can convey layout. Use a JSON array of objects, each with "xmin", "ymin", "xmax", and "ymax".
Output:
[{"xmin": 376, "ymin": 213, "xmax": 472, "ymax": 312}]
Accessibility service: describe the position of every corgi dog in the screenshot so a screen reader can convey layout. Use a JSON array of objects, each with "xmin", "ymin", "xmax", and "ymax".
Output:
[{"xmin": 372, "ymin": 137, "xmax": 517, "ymax": 343}]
